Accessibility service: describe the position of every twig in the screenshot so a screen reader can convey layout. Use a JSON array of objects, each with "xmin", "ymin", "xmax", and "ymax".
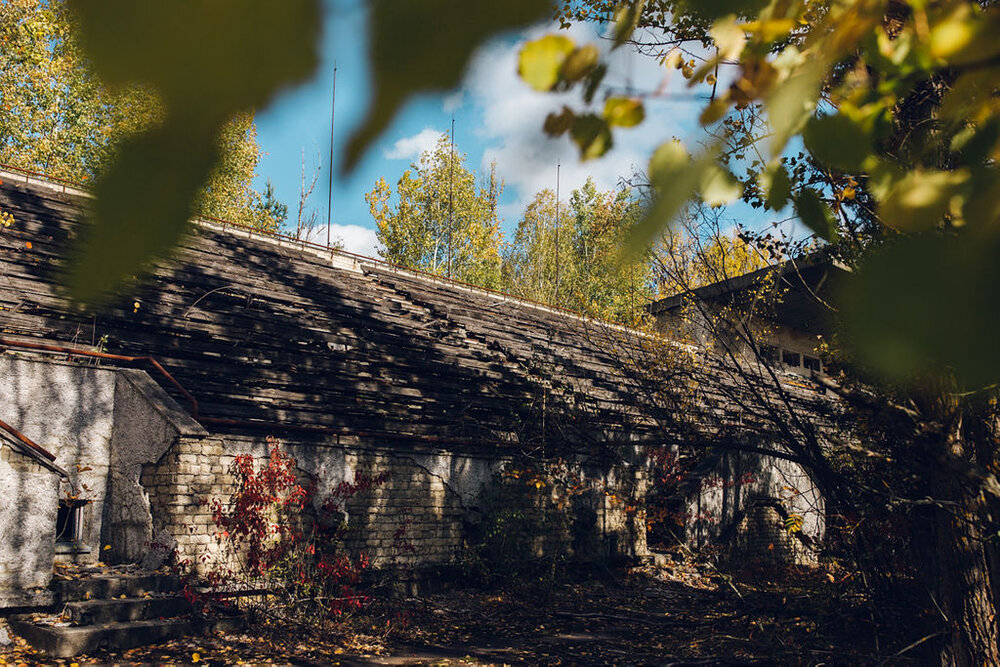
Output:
[{"xmin": 879, "ymin": 632, "xmax": 946, "ymax": 665}]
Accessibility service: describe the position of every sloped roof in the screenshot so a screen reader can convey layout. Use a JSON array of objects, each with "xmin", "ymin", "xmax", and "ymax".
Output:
[
  {"xmin": 0, "ymin": 171, "xmax": 834, "ymax": 456},
  {"xmin": 649, "ymin": 252, "xmax": 850, "ymax": 333}
]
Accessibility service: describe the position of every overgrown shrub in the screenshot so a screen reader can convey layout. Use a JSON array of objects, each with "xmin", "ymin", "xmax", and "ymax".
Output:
[{"xmin": 195, "ymin": 437, "xmax": 393, "ymax": 626}]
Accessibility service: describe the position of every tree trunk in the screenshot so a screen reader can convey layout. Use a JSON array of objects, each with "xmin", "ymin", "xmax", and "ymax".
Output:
[
  {"xmin": 931, "ymin": 498, "xmax": 999, "ymax": 665},
  {"xmin": 928, "ymin": 425, "xmax": 1000, "ymax": 665}
]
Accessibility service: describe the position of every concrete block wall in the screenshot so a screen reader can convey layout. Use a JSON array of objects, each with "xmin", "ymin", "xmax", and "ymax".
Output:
[
  {"xmin": 140, "ymin": 435, "xmax": 651, "ymax": 578},
  {"xmin": 0, "ymin": 444, "xmax": 60, "ymax": 606},
  {"xmin": 731, "ymin": 504, "xmax": 813, "ymax": 566},
  {"xmin": 140, "ymin": 435, "xmax": 234, "ymax": 571},
  {"xmin": 686, "ymin": 449, "xmax": 823, "ymax": 565}
]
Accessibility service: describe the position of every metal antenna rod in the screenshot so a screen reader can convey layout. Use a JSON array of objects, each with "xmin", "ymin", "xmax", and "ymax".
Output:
[
  {"xmin": 447, "ymin": 114, "xmax": 455, "ymax": 278},
  {"xmin": 555, "ymin": 161, "xmax": 560, "ymax": 300},
  {"xmin": 326, "ymin": 61, "xmax": 338, "ymax": 249}
]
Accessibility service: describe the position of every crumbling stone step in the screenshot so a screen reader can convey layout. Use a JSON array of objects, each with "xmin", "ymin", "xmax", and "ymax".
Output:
[
  {"xmin": 51, "ymin": 573, "xmax": 180, "ymax": 603},
  {"xmin": 64, "ymin": 595, "xmax": 192, "ymax": 625},
  {"xmin": 8, "ymin": 617, "xmax": 195, "ymax": 658},
  {"xmin": 8, "ymin": 613, "xmax": 244, "ymax": 658}
]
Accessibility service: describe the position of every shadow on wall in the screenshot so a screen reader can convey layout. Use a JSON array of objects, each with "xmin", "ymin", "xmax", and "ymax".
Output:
[
  {"xmin": 686, "ymin": 449, "xmax": 824, "ymax": 565},
  {"xmin": 0, "ymin": 440, "xmax": 60, "ymax": 606}
]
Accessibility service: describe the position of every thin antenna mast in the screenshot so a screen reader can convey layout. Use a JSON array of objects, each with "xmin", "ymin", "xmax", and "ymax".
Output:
[
  {"xmin": 326, "ymin": 61, "xmax": 338, "ymax": 249},
  {"xmin": 555, "ymin": 161, "xmax": 561, "ymax": 300},
  {"xmin": 447, "ymin": 115, "xmax": 455, "ymax": 278}
]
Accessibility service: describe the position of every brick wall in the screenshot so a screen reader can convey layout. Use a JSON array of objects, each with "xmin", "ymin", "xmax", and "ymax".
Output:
[
  {"xmin": 140, "ymin": 435, "xmax": 235, "ymax": 571},
  {"xmin": 140, "ymin": 435, "xmax": 649, "ymax": 578}
]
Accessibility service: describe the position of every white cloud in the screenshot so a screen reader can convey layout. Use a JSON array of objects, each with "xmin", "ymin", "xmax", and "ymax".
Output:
[
  {"xmin": 443, "ymin": 91, "xmax": 465, "ymax": 113},
  {"xmin": 458, "ymin": 23, "xmax": 704, "ymax": 222},
  {"xmin": 305, "ymin": 223, "xmax": 381, "ymax": 258},
  {"xmin": 383, "ymin": 127, "xmax": 443, "ymax": 161}
]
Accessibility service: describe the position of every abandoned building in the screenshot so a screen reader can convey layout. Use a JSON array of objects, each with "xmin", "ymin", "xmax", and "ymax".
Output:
[
  {"xmin": 649, "ymin": 255, "xmax": 845, "ymax": 563},
  {"xmin": 0, "ymin": 167, "xmax": 838, "ymax": 617}
]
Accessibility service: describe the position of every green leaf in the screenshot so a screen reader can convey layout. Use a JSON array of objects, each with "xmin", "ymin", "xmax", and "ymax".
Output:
[
  {"xmin": 561, "ymin": 44, "xmax": 600, "ymax": 82},
  {"xmin": 878, "ymin": 168, "xmax": 970, "ymax": 232},
  {"xmin": 710, "ymin": 15, "xmax": 746, "ymax": 60},
  {"xmin": 613, "ymin": 0, "xmax": 647, "ymax": 46},
  {"xmin": 544, "ymin": 106, "xmax": 575, "ymax": 136},
  {"xmin": 950, "ymin": 118, "xmax": 1000, "ymax": 166},
  {"xmin": 603, "ymin": 98, "xmax": 645, "ymax": 127},
  {"xmin": 794, "ymin": 188, "xmax": 838, "ymax": 242},
  {"xmin": 626, "ymin": 140, "xmax": 720, "ymax": 258},
  {"xmin": 582, "ymin": 64, "xmax": 608, "ymax": 104},
  {"xmin": 68, "ymin": 1, "xmax": 320, "ymax": 114},
  {"xmin": 765, "ymin": 56, "xmax": 824, "ymax": 156},
  {"xmin": 65, "ymin": 0, "xmax": 321, "ymax": 302},
  {"xmin": 842, "ymin": 233, "xmax": 1000, "ymax": 388},
  {"xmin": 519, "ymin": 34, "xmax": 576, "ymax": 92},
  {"xmin": 803, "ymin": 113, "xmax": 872, "ymax": 173},
  {"xmin": 761, "ymin": 161, "xmax": 791, "ymax": 211},
  {"xmin": 570, "ymin": 114, "xmax": 613, "ymax": 160},
  {"xmin": 67, "ymin": 122, "xmax": 220, "ymax": 302},
  {"xmin": 699, "ymin": 164, "xmax": 743, "ymax": 206},
  {"xmin": 648, "ymin": 139, "xmax": 690, "ymax": 183},
  {"xmin": 346, "ymin": 0, "xmax": 550, "ymax": 171},
  {"xmin": 676, "ymin": 0, "xmax": 767, "ymax": 21}
]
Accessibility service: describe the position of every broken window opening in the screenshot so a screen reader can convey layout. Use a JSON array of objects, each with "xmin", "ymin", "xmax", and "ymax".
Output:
[{"xmin": 55, "ymin": 500, "xmax": 83, "ymax": 543}]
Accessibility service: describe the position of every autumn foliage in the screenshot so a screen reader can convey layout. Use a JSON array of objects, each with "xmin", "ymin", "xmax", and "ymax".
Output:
[{"xmin": 201, "ymin": 437, "xmax": 390, "ymax": 623}]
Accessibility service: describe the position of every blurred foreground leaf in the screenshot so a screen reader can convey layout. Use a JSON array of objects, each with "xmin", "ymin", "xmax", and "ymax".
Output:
[
  {"xmin": 346, "ymin": 0, "xmax": 549, "ymax": 172},
  {"xmin": 519, "ymin": 35, "xmax": 576, "ymax": 91},
  {"xmin": 794, "ymin": 188, "xmax": 838, "ymax": 242},
  {"xmin": 842, "ymin": 232, "xmax": 1000, "ymax": 389},
  {"xmin": 626, "ymin": 140, "xmax": 721, "ymax": 259},
  {"xmin": 65, "ymin": 0, "xmax": 321, "ymax": 302},
  {"xmin": 66, "ymin": 124, "xmax": 219, "ymax": 300}
]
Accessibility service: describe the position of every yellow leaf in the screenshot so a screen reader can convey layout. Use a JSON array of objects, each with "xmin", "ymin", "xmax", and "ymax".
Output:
[
  {"xmin": 192, "ymin": 652, "xmax": 201, "ymax": 663},
  {"xmin": 603, "ymin": 97, "xmax": 645, "ymax": 128},
  {"xmin": 519, "ymin": 34, "xmax": 575, "ymax": 91},
  {"xmin": 710, "ymin": 16, "xmax": 746, "ymax": 60}
]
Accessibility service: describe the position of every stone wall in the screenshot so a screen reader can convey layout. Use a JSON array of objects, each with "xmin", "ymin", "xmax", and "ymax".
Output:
[
  {"xmin": 0, "ymin": 443, "xmax": 60, "ymax": 606},
  {"xmin": 140, "ymin": 435, "xmax": 234, "ymax": 571},
  {"xmin": 140, "ymin": 434, "xmax": 649, "ymax": 577},
  {"xmin": 0, "ymin": 355, "xmax": 205, "ymax": 569},
  {"xmin": 686, "ymin": 450, "xmax": 823, "ymax": 564}
]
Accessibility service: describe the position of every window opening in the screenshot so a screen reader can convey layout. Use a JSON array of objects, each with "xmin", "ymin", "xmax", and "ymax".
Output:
[
  {"xmin": 802, "ymin": 355, "xmax": 821, "ymax": 372},
  {"xmin": 781, "ymin": 350, "xmax": 801, "ymax": 368},
  {"xmin": 55, "ymin": 500, "xmax": 83, "ymax": 543}
]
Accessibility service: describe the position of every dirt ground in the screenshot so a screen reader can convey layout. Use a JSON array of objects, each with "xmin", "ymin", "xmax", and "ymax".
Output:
[{"xmin": 0, "ymin": 555, "xmax": 937, "ymax": 666}]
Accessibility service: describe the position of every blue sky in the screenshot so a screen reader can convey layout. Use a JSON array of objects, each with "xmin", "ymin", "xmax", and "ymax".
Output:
[{"xmin": 252, "ymin": 3, "xmax": 779, "ymax": 257}]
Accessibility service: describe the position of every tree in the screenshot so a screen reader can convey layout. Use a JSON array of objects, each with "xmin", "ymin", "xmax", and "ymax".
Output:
[
  {"xmin": 256, "ymin": 179, "xmax": 289, "ymax": 231},
  {"xmin": 197, "ymin": 111, "xmax": 284, "ymax": 233},
  {"xmin": 367, "ymin": 133, "xmax": 504, "ymax": 289},
  {"xmin": 503, "ymin": 188, "xmax": 573, "ymax": 304},
  {"xmin": 504, "ymin": 179, "xmax": 654, "ymax": 325},
  {"xmin": 0, "ymin": 0, "xmax": 159, "ymax": 182},
  {"xmin": 529, "ymin": 2, "xmax": 1000, "ymax": 661},
  {"xmin": 0, "ymin": 0, "xmax": 283, "ymax": 234}
]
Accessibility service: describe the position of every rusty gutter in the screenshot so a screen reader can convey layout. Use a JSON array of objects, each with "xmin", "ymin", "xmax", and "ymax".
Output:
[{"xmin": 0, "ymin": 416, "xmax": 56, "ymax": 461}]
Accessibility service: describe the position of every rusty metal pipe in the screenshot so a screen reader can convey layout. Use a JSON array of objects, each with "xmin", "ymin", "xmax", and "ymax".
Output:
[
  {"xmin": 0, "ymin": 337, "xmax": 199, "ymax": 418},
  {"xmin": 0, "ymin": 416, "xmax": 56, "ymax": 461}
]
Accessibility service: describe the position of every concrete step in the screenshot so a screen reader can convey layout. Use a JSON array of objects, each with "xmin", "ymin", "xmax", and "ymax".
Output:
[
  {"xmin": 64, "ymin": 595, "xmax": 192, "ymax": 625},
  {"xmin": 51, "ymin": 572, "xmax": 180, "ymax": 603},
  {"xmin": 9, "ymin": 613, "xmax": 244, "ymax": 658}
]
